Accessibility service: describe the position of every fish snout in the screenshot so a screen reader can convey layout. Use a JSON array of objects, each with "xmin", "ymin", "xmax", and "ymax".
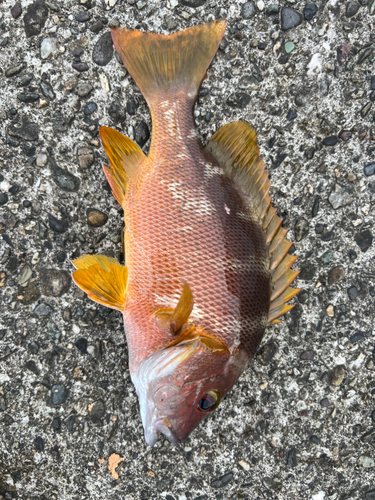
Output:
[{"xmin": 153, "ymin": 418, "xmax": 180, "ymax": 446}]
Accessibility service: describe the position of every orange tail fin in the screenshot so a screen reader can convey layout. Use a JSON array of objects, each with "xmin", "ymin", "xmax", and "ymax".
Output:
[{"xmin": 111, "ymin": 20, "xmax": 226, "ymax": 104}]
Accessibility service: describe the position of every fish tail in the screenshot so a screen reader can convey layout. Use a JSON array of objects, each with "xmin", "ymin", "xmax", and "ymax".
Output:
[{"xmin": 111, "ymin": 20, "xmax": 226, "ymax": 104}]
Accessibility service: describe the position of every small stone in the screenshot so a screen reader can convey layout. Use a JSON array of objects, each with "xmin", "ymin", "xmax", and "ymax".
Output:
[
  {"xmin": 76, "ymin": 11, "xmax": 91, "ymax": 22},
  {"xmin": 323, "ymin": 135, "xmax": 338, "ymax": 146},
  {"xmin": 339, "ymin": 130, "xmax": 352, "ymax": 141},
  {"xmin": 312, "ymin": 493, "xmax": 325, "ymax": 500},
  {"xmin": 307, "ymin": 53, "xmax": 323, "ymax": 76},
  {"xmin": 257, "ymin": 0, "xmax": 265, "ymax": 11},
  {"xmin": 285, "ymin": 41, "xmax": 295, "ymax": 53},
  {"xmin": 257, "ymin": 342, "xmax": 277, "ymax": 365},
  {"xmin": 15, "ymin": 74, "xmax": 33, "ymax": 87},
  {"xmin": 84, "ymin": 102, "xmax": 97, "ymax": 115},
  {"xmin": 89, "ymin": 400, "xmax": 106, "ymax": 423},
  {"xmin": 20, "ymin": 282, "xmax": 41, "ymax": 305},
  {"xmin": 300, "ymin": 350, "xmax": 314, "ymax": 360},
  {"xmin": 328, "ymin": 266, "xmax": 345, "ymax": 285},
  {"xmin": 23, "ymin": 0, "xmax": 48, "ymax": 38},
  {"xmin": 226, "ymin": 93, "xmax": 251, "ymax": 108},
  {"xmin": 36, "ymin": 153, "xmax": 48, "ymax": 167},
  {"xmin": 126, "ymin": 98, "xmax": 138, "ymax": 116},
  {"xmin": 34, "ymin": 436, "xmax": 44, "ymax": 451},
  {"xmin": 286, "ymin": 109, "xmax": 297, "ymax": 120},
  {"xmin": 328, "ymin": 184, "xmax": 353, "ymax": 209},
  {"xmin": 135, "ymin": 121, "xmax": 150, "ymax": 148},
  {"xmin": 320, "ymin": 79, "xmax": 330, "ymax": 97},
  {"xmin": 286, "ymin": 448, "xmax": 298, "ymax": 467},
  {"xmin": 211, "ymin": 473, "xmax": 233, "ymax": 488},
  {"xmin": 354, "ymin": 229, "xmax": 373, "ymax": 252},
  {"xmin": 40, "ymin": 38, "xmax": 58, "ymax": 59},
  {"xmin": 266, "ymin": 4, "xmax": 279, "ymax": 15},
  {"xmin": 40, "ymin": 268, "xmax": 71, "ymax": 297},
  {"xmin": 48, "ymin": 214, "xmax": 68, "ymax": 233},
  {"xmin": 90, "ymin": 20, "xmax": 104, "ymax": 33},
  {"xmin": 242, "ymin": 1, "xmax": 255, "ymax": 17},
  {"xmin": 92, "ymin": 31, "xmax": 113, "ymax": 66},
  {"xmin": 0, "ymin": 193, "xmax": 8, "ymax": 205},
  {"xmin": 281, "ymin": 7, "xmax": 302, "ymax": 30},
  {"xmin": 7, "ymin": 115, "xmax": 39, "ymax": 141},
  {"xmin": 294, "ymin": 218, "xmax": 309, "ymax": 241},
  {"xmin": 350, "ymin": 331, "xmax": 364, "ymax": 343},
  {"xmin": 40, "ymin": 80, "xmax": 56, "ymax": 100},
  {"xmin": 320, "ymin": 398, "xmax": 330, "ymax": 407},
  {"xmin": 87, "ymin": 208, "xmax": 108, "ymax": 227},
  {"xmin": 326, "ymin": 305, "xmax": 334, "ymax": 317},
  {"xmin": 330, "ymin": 365, "xmax": 346, "ymax": 386},
  {"xmin": 346, "ymin": 1, "xmax": 360, "ymax": 17},
  {"xmin": 109, "ymin": 102, "xmax": 126, "ymax": 123},
  {"xmin": 361, "ymin": 102, "xmax": 372, "ymax": 118},
  {"xmin": 56, "ymin": 251, "xmax": 66, "ymax": 263},
  {"xmin": 11, "ymin": 2, "xmax": 22, "ymax": 19},
  {"xmin": 77, "ymin": 82, "xmax": 93, "ymax": 97},
  {"xmin": 25, "ymin": 360, "xmax": 39, "ymax": 375},
  {"xmin": 77, "ymin": 145, "xmax": 95, "ymax": 169},
  {"xmin": 18, "ymin": 265, "xmax": 32, "ymax": 286},
  {"xmin": 17, "ymin": 92, "xmax": 39, "ymax": 103},
  {"xmin": 180, "ymin": 0, "xmax": 205, "ymax": 6},
  {"xmin": 358, "ymin": 456, "xmax": 375, "ymax": 468},
  {"xmin": 5, "ymin": 63, "xmax": 26, "ymax": 77},
  {"xmin": 75, "ymin": 338, "xmax": 88, "ymax": 354},
  {"xmin": 51, "ymin": 417, "xmax": 61, "ymax": 431},
  {"xmin": 34, "ymin": 303, "xmax": 53, "ymax": 316},
  {"xmin": 364, "ymin": 162, "xmax": 375, "ymax": 176},
  {"xmin": 51, "ymin": 385, "xmax": 69, "ymax": 405},
  {"xmin": 72, "ymin": 62, "xmax": 89, "ymax": 72},
  {"xmin": 50, "ymin": 158, "xmax": 80, "ymax": 192},
  {"xmin": 304, "ymin": 3, "xmax": 318, "ymax": 20},
  {"xmin": 337, "ymin": 44, "xmax": 350, "ymax": 65},
  {"xmin": 347, "ymin": 285, "xmax": 358, "ymax": 300}
]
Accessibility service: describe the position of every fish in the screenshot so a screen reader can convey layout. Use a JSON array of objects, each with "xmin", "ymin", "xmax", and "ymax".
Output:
[{"xmin": 72, "ymin": 20, "xmax": 300, "ymax": 446}]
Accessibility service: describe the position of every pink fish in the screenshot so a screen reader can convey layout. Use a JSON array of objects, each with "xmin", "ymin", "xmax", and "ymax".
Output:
[{"xmin": 72, "ymin": 20, "xmax": 300, "ymax": 445}]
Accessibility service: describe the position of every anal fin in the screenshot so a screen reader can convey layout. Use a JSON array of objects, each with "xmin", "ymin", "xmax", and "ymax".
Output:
[
  {"xmin": 72, "ymin": 254, "xmax": 127, "ymax": 311},
  {"xmin": 100, "ymin": 127, "xmax": 145, "ymax": 207},
  {"xmin": 206, "ymin": 121, "xmax": 300, "ymax": 325}
]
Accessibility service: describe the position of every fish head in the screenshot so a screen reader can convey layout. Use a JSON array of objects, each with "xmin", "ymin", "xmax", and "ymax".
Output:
[{"xmin": 132, "ymin": 333, "xmax": 238, "ymax": 446}]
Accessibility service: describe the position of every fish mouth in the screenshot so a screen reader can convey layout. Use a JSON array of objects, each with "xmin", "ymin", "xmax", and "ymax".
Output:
[{"xmin": 145, "ymin": 418, "xmax": 180, "ymax": 446}]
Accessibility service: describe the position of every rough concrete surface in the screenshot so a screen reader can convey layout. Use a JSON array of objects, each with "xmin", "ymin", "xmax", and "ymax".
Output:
[{"xmin": 0, "ymin": 0, "xmax": 375, "ymax": 499}]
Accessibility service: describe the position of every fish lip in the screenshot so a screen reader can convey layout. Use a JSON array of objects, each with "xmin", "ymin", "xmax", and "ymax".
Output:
[
  {"xmin": 145, "ymin": 427, "xmax": 159, "ymax": 447},
  {"xmin": 154, "ymin": 418, "xmax": 180, "ymax": 446}
]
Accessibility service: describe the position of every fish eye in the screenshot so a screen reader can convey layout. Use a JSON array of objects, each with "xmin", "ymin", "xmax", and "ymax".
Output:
[{"xmin": 197, "ymin": 390, "xmax": 220, "ymax": 412}]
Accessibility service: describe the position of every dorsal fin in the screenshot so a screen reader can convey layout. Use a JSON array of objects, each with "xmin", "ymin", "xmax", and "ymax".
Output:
[
  {"xmin": 154, "ymin": 282, "xmax": 194, "ymax": 334},
  {"xmin": 72, "ymin": 254, "xmax": 128, "ymax": 311},
  {"xmin": 100, "ymin": 126, "xmax": 145, "ymax": 207},
  {"xmin": 206, "ymin": 122, "xmax": 300, "ymax": 324}
]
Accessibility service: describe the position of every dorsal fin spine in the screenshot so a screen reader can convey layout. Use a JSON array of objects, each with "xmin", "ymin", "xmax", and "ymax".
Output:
[{"xmin": 206, "ymin": 121, "xmax": 300, "ymax": 325}]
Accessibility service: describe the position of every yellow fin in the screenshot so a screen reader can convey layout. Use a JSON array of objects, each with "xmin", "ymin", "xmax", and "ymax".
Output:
[
  {"xmin": 72, "ymin": 256, "xmax": 127, "ymax": 311},
  {"xmin": 100, "ymin": 126, "xmax": 145, "ymax": 206},
  {"xmin": 72, "ymin": 254, "xmax": 118, "ymax": 271},
  {"xmin": 170, "ymin": 282, "xmax": 194, "ymax": 333},
  {"xmin": 206, "ymin": 121, "xmax": 300, "ymax": 324},
  {"xmin": 154, "ymin": 282, "xmax": 194, "ymax": 334},
  {"xmin": 111, "ymin": 21, "xmax": 226, "ymax": 105}
]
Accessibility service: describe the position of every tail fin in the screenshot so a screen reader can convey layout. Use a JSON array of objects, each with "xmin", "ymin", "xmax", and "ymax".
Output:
[{"xmin": 111, "ymin": 20, "xmax": 226, "ymax": 103}]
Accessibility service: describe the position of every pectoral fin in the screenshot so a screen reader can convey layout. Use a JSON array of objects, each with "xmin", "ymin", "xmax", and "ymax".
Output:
[
  {"xmin": 154, "ymin": 282, "xmax": 194, "ymax": 334},
  {"xmin": 72, "ymin": 255, "xmax": 127, "ymax": 311}
]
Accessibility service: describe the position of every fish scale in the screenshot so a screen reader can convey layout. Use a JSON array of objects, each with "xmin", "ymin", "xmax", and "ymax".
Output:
[{"xmin": 72, "ymin": 20, "xmax": 300, "ymax": 446}]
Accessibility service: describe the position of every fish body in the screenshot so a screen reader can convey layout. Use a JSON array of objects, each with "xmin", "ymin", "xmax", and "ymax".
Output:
[{"xmin": 72, "ymin": 21, "xmax": 300, "ymax": 445}]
